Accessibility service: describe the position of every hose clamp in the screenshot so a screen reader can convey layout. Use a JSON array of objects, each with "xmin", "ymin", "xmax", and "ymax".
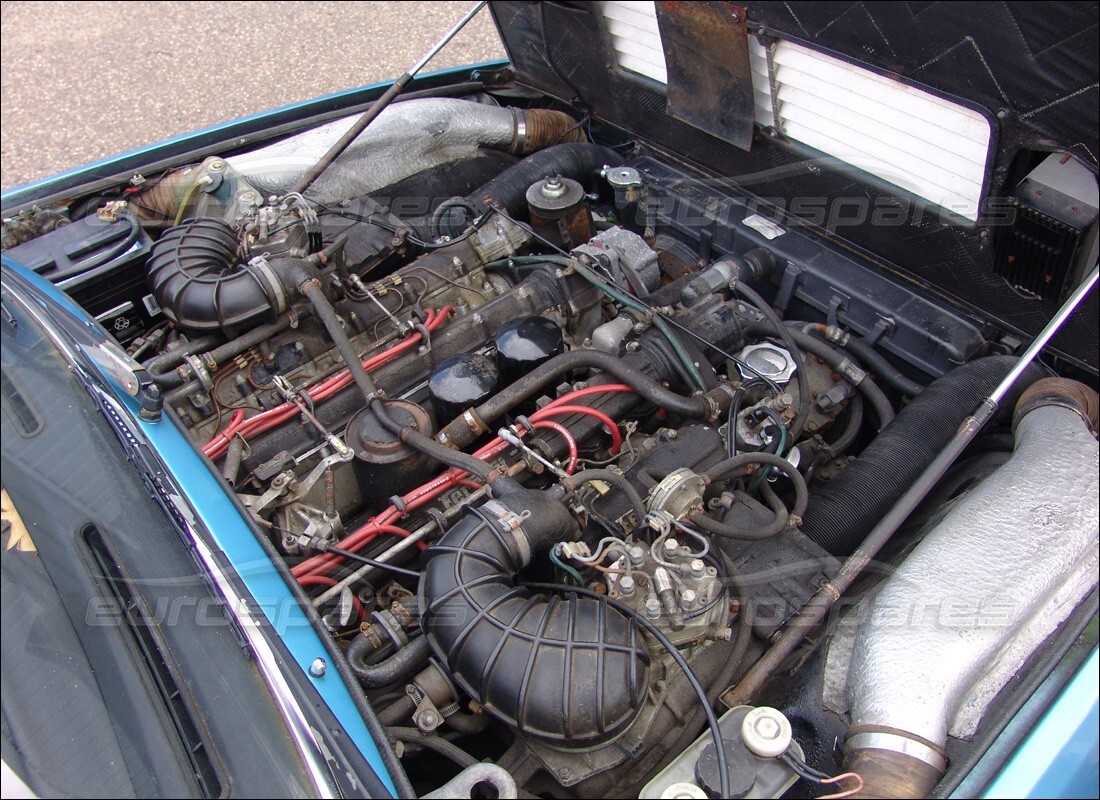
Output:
[
  {"xmin": 247, "ymin": 255, "xmax": 289, "ymax": 314},
  {"xmin": 183, "ymin": 353, "xmax": 214, "ymax": 391},
  {"xmin": 462, "ymin": 409, "xmax": 488, "ymax": 435},
  {"xmin": 511, "ymin": 108, "xmax": 527, "ymax": 154},
  {"xmin": 482, "ymin": 500, "xmax": 532, "ymax": 566},
  {"xmin": 846, "ymin": 730, "xmax": 948, "ymax": 773}
]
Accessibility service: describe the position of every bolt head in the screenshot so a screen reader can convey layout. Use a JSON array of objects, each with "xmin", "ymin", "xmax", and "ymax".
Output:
[{"xmin": 309, "ymin": 657, "xmax": 327, "ymax": 677}]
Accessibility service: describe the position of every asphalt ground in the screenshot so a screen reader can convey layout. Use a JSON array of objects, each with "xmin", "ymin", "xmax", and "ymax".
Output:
[{"xmin": 0, "ymin": 1, "xmax": 506, "ymax": 191}]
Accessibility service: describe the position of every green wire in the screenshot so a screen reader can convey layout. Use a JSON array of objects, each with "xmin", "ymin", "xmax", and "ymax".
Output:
[
  {"xmin": 549, "ymin": 546, "xmax": 586, "ymax": 587},
  {"xmin": 483, "ymin": 255, "xmax": 708, "ymax": 392},
  {"xmin": 172, "ymin": 175, "xmax": 210, "ymax": 226},
  {"xmin": 569, "ymin": 261, "xmax": 708, "ymax": 392},
  {"xmin": 748, "ymin": 425, "xmax": 789, "ymax": 493}
]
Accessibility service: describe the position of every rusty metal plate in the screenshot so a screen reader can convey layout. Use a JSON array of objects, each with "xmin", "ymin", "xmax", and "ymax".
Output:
[{"xmin": 654, "ymin": 1, "xmax": 755, "ymax": 151}]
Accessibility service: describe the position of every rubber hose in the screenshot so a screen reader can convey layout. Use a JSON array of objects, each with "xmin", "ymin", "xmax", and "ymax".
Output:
[
  {"xmin": 800, "ymin": 356, "xmax": 1046, "ymax": 556},
  {"xmin": 442, "ymin": 710, "xmax": 490, "ymax": 735},
  {"xmin": 734, "ymin": 282, "xmax": 813, "ymax": 438},
  {"xmin": 297, "ymin": 277, "xmax": 497, "ymax": 482},
  {"xmin": 825, "ymin": 391, "xmax": 864, "ymax": 458},
  {"xmin": 204, "ymin": 311, "xmax": 297, "ymax": 368},
  {"xmin": 746, "ymin": 322, "xmax": 896, "ymax": 431},
  {"xmin": 147, "ymin": 217, "xmax": 287, "ymax": 334},
  {"xmin": 465, "ymin": 142, "xmax": 623, "ymax": 217},
  {"xmin": 439, "ymin": 349, "xmax": 708, "ymax": 449},
  {"xmin": 418, "ymin": 488, "xmax": 650, "ymax": 746},
  {"xmin": 703, "ymin": 452, "xmax": 809, "ymax": 516},
  {"xmin": 789, "ymin": 327, "xmax": 896, "ymax": 431},
  {"xmin": 144, "ymin": 333, "xmax": 222, "ymax": 388},
  {"xmin": 692, "ymin": 454, "xmax": 809, "ymax": 540},
  {"xmin": 695, "ymin": 483, "xmax": 790, "ymax": 541},
  {"xmin": 840, "ymin": 334, "xmax": 927, "ymax": 398},
  {"xmin": 566, "ymin": 468, "xmax": 648, "ymax": 529},
  {"xmin": 386, "ymin": 728, "xmax": 478, "ymax": 769},
  {"xmin": 429, "ymin": 197, "xmax": 480, "ymax": 240},
  {"xmin": 347, "ymin": 636, "xmax": 432, "ymax": 689},
  {"xmin": 377, "ymin": 696, "xmax": 415, "ymax": 727}
]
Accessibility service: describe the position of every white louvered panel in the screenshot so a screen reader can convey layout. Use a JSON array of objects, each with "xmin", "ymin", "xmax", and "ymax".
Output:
[
  {"xmin": 600, "ymin": 1, "xmax": 668, "ymax": 84},
  {"xmin": 770, "ymin": 41, "xmax": 990, "ymax": 219},
  {"xmin": 597, "ymin": 2, "xmax": 991, "ymax": 219},
  {"xmin": 748, "ymin": 37, "xmax": 774, "ymax": 128}
]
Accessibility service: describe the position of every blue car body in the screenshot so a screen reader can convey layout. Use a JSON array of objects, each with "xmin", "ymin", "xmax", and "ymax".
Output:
[{"xmin": 2, "ymin": 4, "xmax": 1096, "ymax": 796}]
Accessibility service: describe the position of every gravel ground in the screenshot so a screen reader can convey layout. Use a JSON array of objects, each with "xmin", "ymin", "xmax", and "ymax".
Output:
[{"xmin": 0, "ymin": 1, "xmax": 506, "ymax": 190}]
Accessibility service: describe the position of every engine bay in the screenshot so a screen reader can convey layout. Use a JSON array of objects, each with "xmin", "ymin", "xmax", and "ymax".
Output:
[{"xmin": 3, "ymin": 83, "xmax": 1098, "ymax": 800}]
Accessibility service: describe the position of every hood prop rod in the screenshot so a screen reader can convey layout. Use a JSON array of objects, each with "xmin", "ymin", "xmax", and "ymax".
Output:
[
  {"xmin": 290, "ymin": 0, "xmax": 488, "ymax": 196},
  {"xmin": 722, "ymin": 263, "xmax": 1099, "ymax": 709}
]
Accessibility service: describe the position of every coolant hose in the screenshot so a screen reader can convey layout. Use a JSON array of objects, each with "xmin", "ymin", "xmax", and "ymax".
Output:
[
  {"xmin": 734, "ymin": 282, "xmax": 813, "ymax": 439},
  {"xmin": 800, "ymin": 356, "xmax": 1045, "ymax": 556},
  {"xmin": 437, "ymin": 349, "xmax": 711, "ymax": 450},
  {"xmin": 691, "ymin": 453, "xmax": 809, "ymax": 540},
  {"xmin": 385, "ymin": 728, "xmax": 478, "ymax": 769},
  {"xmin": 464, "ymin": 142, "xmax": 623, "ymax": 218},
  {"xmin": 842, "ymin": 379, "xmax": 1099, "ymax": 798},
  {"xmin": 417, "ymin": 480, "xmax": 650, "ymax": 746},
  {"xmin": 789, "ymin": 327, "xmax": 895, "ymax": 431},
  {"xmin": 745, "ymin": 322, "xmax": 895, "ymax": 432},
  {"xmin": 144, "ymin": 333, "xmax": 222, "ymax": 388},
  {"xmin": 828, "ymin": 329, "xmax": 927, "ymax": 398},
  {"xmin": 346, "ymin": 635, "xmax": 432, "ymax": 689},
  {"xmin": 204, "ymin": 311, "xmax": 297, "ymax": 368}
]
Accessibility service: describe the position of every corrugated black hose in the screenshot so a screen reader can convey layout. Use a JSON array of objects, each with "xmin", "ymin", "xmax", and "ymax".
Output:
[{"xmin": 800, "ymin": 355, "xmax": 1047, "ymax": 556}]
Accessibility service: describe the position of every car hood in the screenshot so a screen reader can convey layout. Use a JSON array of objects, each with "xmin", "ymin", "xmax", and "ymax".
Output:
[{"xmin": 489, "ymin": 1, "xmax": 1099, "ymax": 372}]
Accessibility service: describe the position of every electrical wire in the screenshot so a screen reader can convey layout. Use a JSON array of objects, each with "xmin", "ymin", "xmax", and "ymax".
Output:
[
  {"xmin": 291, "ymin": 385, "xmax": 638, "ymax": 581},
  {"xmin": 779, "ymin": 752, "xmax": 864, "ymax": 799},
  {"xmin": 202, "ymin": 306, "xmax": 452, "ymax": 459},
  {"xmin": 323, "ymin": 544, "xmax": 422, "ymax": 579},
  {"xmin": 549, "ymin": 545, "xmax": 586, "ymax": 586},
  {"xmin": 482, "ymin": 237, "xmax": 782, "ymax": 393}
]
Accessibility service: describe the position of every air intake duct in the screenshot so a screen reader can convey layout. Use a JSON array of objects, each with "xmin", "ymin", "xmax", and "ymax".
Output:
[
  {"xmin": 146, "ymin": 217, "xmax": 287, "ymax": 334},
  {"xmin": 417, "ymin": 479, "xmax": 650, "ymax": 746}
]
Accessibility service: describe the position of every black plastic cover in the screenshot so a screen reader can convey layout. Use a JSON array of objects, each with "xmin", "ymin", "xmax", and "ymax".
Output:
[
  {"xmin": 428, "ymin": 353, "xmax": 500, "ymax": 424},
  {"xmin": 3, "ymin": 214, "xmax": 153, "ymax": 343}
]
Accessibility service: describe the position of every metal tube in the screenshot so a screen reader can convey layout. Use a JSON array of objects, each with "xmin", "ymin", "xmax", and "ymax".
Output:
[
  {"xmin": 409, "ymin": 1, "xmax": 489, "ymax": 75},
  {"xmin": 311, "ymin": 482, "xmax": 496, "ymax": 608},
  {"xmin": 312, "ymin": 522, "xmax": 436, "ymax": 608},
  {"xmin": 989, "ymin": 264, "xmax": 1098, "ymax": 405},
  {"xmin": 721, "ymin": 264, "xmax": 1099, "ymax": 708},
  {"xmin": 290, "ymin": 1, "xmax": 487, "ymax": 195}
]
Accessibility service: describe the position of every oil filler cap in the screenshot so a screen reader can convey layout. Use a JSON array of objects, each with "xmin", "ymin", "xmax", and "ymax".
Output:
[{"xmin": 740, "ymin": 706, "xmax": 792, "ymax": 758}]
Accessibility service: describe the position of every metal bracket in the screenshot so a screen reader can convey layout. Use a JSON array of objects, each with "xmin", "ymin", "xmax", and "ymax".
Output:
[{"xmin": 406, "ymin": 684, "xmax": 445, "ymax": 734}]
